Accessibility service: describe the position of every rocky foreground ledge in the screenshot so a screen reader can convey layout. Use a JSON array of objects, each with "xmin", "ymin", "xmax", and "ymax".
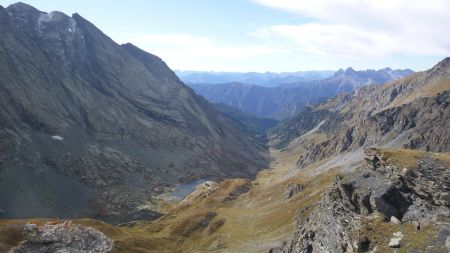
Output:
[
  {"xmin": 279, "ymin": 148, "xmax": 450, "ymax": 253},
  {"xmin": 9, "ymin": 221, "xmax": 113, "ymax": 253}
]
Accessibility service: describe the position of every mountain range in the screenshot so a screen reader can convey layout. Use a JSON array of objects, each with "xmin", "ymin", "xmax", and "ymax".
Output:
[
  {"xmin": 0, "ymin": 3, "xmax": 449, "ymax": 253},
  {"xmin": 0, "ymin": 2, "xmax": 268, "ymax": 223},
  {"xmin": 3, "ymin": 56, "xmax": 443, "ymax": 253},
  {"xmin": 176, "ymin": 70, "xmax": 335, "ymax": 87},
  {"xmin": 189, "ymin": 67, "xmax": 413, "ymax": 119}
]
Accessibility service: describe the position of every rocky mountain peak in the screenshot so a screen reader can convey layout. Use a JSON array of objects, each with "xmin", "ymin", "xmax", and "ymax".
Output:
[
  {"xmin": 6, "ymin": 2, "xmax": 39, "ymax": 13},
  {"xmin": 430, "ymin": 57, "xmax": 450, "ymax": 74},
  {"xmin": 6, "ymin": 3, "xmax": 83, "ymax": 49},
  {"xmin": 335, "ymin": 68, "xmax": 345, "ymax": 75},
  {"xmin": 5, "ymin": 2, "xmax": 41, "ymax": 30}
]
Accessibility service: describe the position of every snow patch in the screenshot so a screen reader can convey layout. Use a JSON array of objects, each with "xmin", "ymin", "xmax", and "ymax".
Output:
[{"xmin": 51, "ymin": 135, "xmax": 64, "ymax": 141}]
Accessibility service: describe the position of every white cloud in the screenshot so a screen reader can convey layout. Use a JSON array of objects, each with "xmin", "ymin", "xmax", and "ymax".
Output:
[
  {"xmin": 112, "ymin": 1, "xmax": 450, "ymax": 71},
  {"xmin": 114, "ymin": 33, "xmax": 286, "ymax": 71},
  {"xmin": 252, "ymin": 0, "xmax": 450, "ymax": 58},
  {"xmin": 126, "ymin": 33, "xmax": 211, "ymax": 47}
]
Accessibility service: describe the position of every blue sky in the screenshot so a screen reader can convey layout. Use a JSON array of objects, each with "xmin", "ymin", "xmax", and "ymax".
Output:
[{"xmin": 1, "ymin": 0, "xmax": 448, "ymax": 72}]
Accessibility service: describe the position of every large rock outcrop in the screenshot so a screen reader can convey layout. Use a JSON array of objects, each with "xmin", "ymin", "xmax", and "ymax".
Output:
[
  {"xmin": 282, "ymin": 149, "xmax": 450, "ymax": 253},
  {"xmin": 10, "ymin": 221, "xmax": 113, "ymax": 253}
]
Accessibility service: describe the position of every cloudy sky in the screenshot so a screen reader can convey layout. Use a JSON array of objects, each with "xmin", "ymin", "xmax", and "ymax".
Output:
[{"xmin": 1, "ymin": 0, "xmax": 449, "ymax": 72}]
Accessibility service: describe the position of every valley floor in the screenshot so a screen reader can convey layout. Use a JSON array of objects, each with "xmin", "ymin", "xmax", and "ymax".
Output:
[{"xmin": 1, "ymin": 147, "xmax": 449, "ymax": 253}]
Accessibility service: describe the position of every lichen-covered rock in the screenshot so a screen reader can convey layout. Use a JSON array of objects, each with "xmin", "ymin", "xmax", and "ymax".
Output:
[
  {"xmin": 9, "ymin": 221, "xmax": 113, "ymax": 253},
  {"xmin": 282, "ymin": 149, "xmax": 450, "ymax": 253}
]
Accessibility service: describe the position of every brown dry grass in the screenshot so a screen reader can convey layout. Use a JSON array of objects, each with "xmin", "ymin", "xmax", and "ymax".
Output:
[
  {"xmin": 7, "ymin": 148, "xmax": 446, "ymax": 252},
  {"xmin": 389, "ymin": 78, "xmax": 450, "ymax": 109},
  {"xmin": 378, "ymin": 148, "xmax": 450, "ymax": 169},
  {"xmin": 0, "ymin": 147, "xmax": 339, "ymax": 253},
  {"xmin": 357, "ymin": 214, "xmax": 447, "ymax": 253}
]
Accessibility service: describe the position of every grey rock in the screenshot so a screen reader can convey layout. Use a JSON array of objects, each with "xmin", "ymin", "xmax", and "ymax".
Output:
[
  {"xmin": 369, "ymin": 246, "xmax": 378, "ymax": 253},
  {"xmin": 388, "ymin": 232, "xmax": 403, "ymax": 248},
  {"xmin": 282, "ymin": 149, "xmax": 450, "ymax": 253},
  {"xmin": 446, "ymin": 236, "xmax": 450, "ymax": 249},
  {"xmin": 390, "ymin": 216, "xmax": 401, "ymax": 224},
  {"xmin": 285, "ymin": 183, "xmax": 304, "ymax": 199},
  {"xmin": 9, "ymin": 221, "xmax": 113, "ymax": 253}
]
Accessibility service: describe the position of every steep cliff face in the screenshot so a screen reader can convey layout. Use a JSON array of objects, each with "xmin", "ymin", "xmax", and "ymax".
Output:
[
  {"xmin": 0, "ymin": 3, "xmax": 268, "ymax": 222},
  {"xmin": 272, "ymin": 58, "xmax": 450, "ymax": 167}
]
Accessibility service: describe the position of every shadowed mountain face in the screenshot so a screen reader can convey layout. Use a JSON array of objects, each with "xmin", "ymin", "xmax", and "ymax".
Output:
[
  {"xmin": 188, "ymin": 68, "xmax": 413, "ymax": 119},
  {"xmin": 0, "ymin": 3, "xmax": 269, "ymax": 222}
]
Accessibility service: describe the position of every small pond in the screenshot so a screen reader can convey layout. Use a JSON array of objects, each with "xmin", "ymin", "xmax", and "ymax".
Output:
[{"xmin": 165, "ymin": 179, "xmax": 209, "ymax": 201}]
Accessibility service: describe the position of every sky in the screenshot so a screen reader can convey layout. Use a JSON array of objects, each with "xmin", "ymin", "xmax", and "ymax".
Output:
[{"xmin": 0, "ymin": 0, "xmax": 449, "ymax": 72}]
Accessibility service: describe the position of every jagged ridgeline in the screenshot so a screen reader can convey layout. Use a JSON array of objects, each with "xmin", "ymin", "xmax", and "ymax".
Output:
[
  {"xmin": 0, "ymin": 3, "xmax": 269, "ymax": 222},
  {"xmin": 187, "ymin": 68, "xmax": 413, "ymax": 120},
  {"xmin": 271, "ymin": 57, "xmax": 450, "ymax": 167}
]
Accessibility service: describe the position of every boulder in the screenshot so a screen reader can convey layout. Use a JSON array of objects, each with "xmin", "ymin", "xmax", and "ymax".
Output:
[
  {"xmin": 388, "ymin": 232, "xmax": 403, "ymax": 248},
  {"xmin": 390, "ymin": 216, "xmax": 401, "ymax": 224},
  {"xmin": 10, "ymin": 221, "xmax": 113, "ymax": 253}
]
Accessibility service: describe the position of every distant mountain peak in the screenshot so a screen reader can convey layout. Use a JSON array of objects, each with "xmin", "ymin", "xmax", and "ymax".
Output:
[{"xmin": 344, "ymin": 67, "xmax": 356, "ymax": 73}]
